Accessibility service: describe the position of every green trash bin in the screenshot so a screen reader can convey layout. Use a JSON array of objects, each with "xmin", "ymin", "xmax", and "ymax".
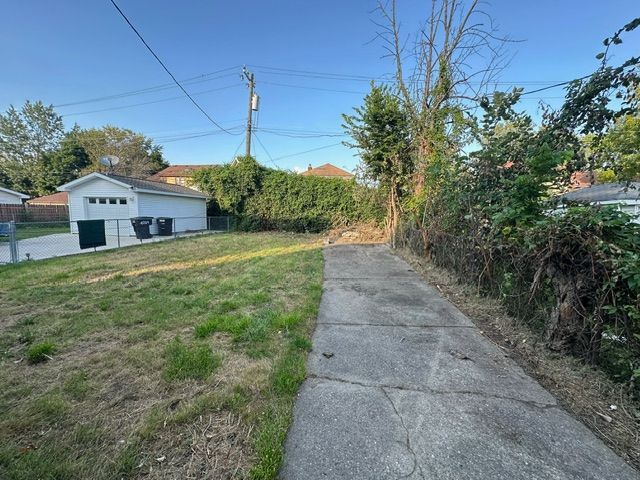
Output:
[{"xmin": 156, "ymin": 217, "xmax": 173, "ymax": 236}]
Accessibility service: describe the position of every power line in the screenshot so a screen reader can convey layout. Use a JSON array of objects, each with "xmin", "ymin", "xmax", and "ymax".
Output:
[
  {"xmin": 156, "ymin": 126, "xmax": 245, "ymax": 143},
  {"xmin": 252, "ymin": 132, "xmax": 278, "ymax": 168},
  {"xmin": 270, "ymin": 142, "xmax": 344, "ymax": 162},
  {"xmin": 261, "ymin": 81, "xmax": 366, "ymax": 95},
  {"xmin": 62, "ymin": 83, "xmax": 243, "ymax": 117},
  {"xmin": 53, "ymin": 68, "xmax": 240, "ymax": 107},
  {"xmin": 255, "ymin": 128, "xmax": 346, "ymax": 139},
  {"xmin": 69, "ymin": 83, "xmax": 242, "ymax": 117},
  {"xmin": 521, "ymin": 74, "xmax": 593, "ymax": 96},
  {"xmin": 108, "ymin": 0, "xmax": 232, "ymax": 134}
]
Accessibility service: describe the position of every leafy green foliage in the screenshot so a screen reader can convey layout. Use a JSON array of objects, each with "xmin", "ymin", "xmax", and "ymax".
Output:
[
  {"xmin": 192, "ymin": 155, "xmax": 261, "ymax": 215},
  {"xmin": 36, "ymin": 137, "xmax": 91, "ymax": 194},
  {"xmin": 0, "ymin": 101, "xmax": 65, "ymax": 195},
  {"xmin": 391, "ymin": 19, "xmax": 640, "ymax": 392},
  {"xmin": 193, "ymin": 157, "xmax": 383, "ymax": 232},
  {"xmin": 342, "ymin": 84, "xmax": 412, "ymax": 242},
  {"xmin": 69, "ymin": 125, "xmax": 168, "ymax": 177}
]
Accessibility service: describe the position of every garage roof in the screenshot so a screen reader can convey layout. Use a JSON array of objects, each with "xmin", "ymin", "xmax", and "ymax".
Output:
[
  {"xmin": 57, "ymin": 172, "xmax": 207, "ymax": 199},
  {"xmin": 561, "ymin": 182, "xmax": 640, "ymax": 203}
]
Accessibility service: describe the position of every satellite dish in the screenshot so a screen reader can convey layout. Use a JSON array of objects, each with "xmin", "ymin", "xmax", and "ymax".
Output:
[{"xmin": 99, "ymin": 155, "xmax": 120, "ymax": 170}]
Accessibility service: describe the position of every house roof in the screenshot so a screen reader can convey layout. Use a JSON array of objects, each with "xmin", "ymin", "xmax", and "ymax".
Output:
[
  {"xmin": 57, "ymin": 172, "xmax": 207, "ymax": 199},
  {"xmin": 561, "ymin": 182, "xmax": 640, "ymax": 203},
  {"xmin": 300, "ymin": 163, "xmax": 354, "ymax": 178},
  {"xmin": 0, "ymin": 186, "xmax": 30, "ymax": 199},
  {"xmin": 27, "ymin": 192, "xmax": 68, "ymax": 205},
  {"xmin": 148, "ymin": 164, "xmax": 213, "ymax": 179}
]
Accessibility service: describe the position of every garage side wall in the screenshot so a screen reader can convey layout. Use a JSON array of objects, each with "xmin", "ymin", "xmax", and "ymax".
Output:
[
  {"xmin": 67, "ymin": 179, "xmax": 137, "ymax": 233},
  {"xmin": 0, "ymin": 191, "xmax": 24, "ymax": 204},
  {"xmin": 136, "ymin": 193, "xmax": 206, "ymax": 233}
]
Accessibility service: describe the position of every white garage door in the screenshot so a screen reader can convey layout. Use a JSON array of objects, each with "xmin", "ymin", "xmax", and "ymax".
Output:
[{"xmin": 86, "ymin": 197, "xmax": 130, "ymax": 235}]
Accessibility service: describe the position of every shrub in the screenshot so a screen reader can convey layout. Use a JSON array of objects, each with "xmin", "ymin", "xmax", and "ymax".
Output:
[
  {"xmin": 26, "ymin": 341, "xmax": 56, "ymax": 363},
  {"xmin": 192, "ymin": 157, "xmax": 384, "ymax": 233}
]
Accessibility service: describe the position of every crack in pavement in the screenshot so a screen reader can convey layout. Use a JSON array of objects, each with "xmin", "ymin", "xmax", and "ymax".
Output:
[
  {"xmin": 307, "ymin": 373, "xmax": 558, "ymax": 410},
  {"xmin": 381, "ymin": 387, "xmax": 425, "ymax": 480}
]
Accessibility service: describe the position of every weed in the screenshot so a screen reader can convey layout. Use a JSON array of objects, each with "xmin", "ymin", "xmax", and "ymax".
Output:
[
  {"xmin": 26, "ymin": 341, "xmax": 55, "ymax": 363},
  {"xmin": 163, "ymin": 338, "xmax": 221, "ymax": 381},
  {"xmin": 290, "ymin": 335, "xmax": 312, "ymax": 351},
  {"xmin": 271, "ymin": 349, "xmax": 306, "ymax": 396},
  {"xmin": 195, "ymin": 314, "xmax": 251, "ymax": 339}
]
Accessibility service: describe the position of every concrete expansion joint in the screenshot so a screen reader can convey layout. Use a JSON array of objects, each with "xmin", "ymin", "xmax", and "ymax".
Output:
[
  {"xmin": 318, "ymin": 322, "xmax": 475, "ymax": 329},
  {"xmin": 307, "ymin": 374, "xmax": 558, "ymax": 410},
  {"xmin": 324, "ymin": 276, "xmax": 418, "ymax": 281},
  {"xmin": 380, "ymin": 387, "xmax": 425, "ymax": 480}
]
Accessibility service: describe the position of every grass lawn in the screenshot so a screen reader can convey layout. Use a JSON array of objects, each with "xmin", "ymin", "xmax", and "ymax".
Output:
[
  {"xmin": 0, "ymin": 232, "xmax": 323, "ymax": 479},
  {"xmin": 0, "ymin": 223, "xmax": 70, "ymax": 242}
]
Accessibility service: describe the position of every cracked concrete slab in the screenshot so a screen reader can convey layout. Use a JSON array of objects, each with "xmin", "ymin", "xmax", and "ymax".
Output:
[
  {"xmin": 281, "ymin": 244, "xmax": 639, "ymax": 479},
  {"xmin": 280, "ymin": 378, "xmax": 418, "ymax": 479},
  {"xmin": 308, "ymin": 323, "xmax": 556, "ymax": 405},
  {"xmin": 387, "ymin": 388, "xmax": 639, "ymax": 480}
]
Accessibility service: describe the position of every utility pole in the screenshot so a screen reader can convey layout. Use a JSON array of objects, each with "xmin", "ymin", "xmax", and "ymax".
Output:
[{"xmin": 243, "ymin": 67, "xmax": 255, "ymax": 158}]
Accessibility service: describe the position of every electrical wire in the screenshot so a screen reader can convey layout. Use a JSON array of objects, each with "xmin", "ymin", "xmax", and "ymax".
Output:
[
  {"xmin": 53, "ymin": 68, "xmax": 240, "ymax": 107},
  {"xmin": 62, "ymin": 83, "xmax": 243, "ymax": 117},
  {"xmin": 108, "ymin": 0, "xmax": 233, "ymax": 134},
  {"xmin": 270, "ymin": 143, "xmax": 344, "ymax": 162},
  {"xmin": 252, "ymin": 132, "xmax": 278, "ymax": 168},
  {"xmin": 232, "ymin": 137, "xmax": 245, "ymax": 159},
  {"xmin": 520, "ymin": 74, "xmax": 593, "ymax": 96}
]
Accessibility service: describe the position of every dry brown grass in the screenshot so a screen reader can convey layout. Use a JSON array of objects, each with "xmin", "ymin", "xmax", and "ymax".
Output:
[
  {"xmin": 0, "ymin": 232, "xmax": 323, "ymax": 479},
  {"xmin": 396, "ymin": 247, "xmax": 640, "ymax": 471}
]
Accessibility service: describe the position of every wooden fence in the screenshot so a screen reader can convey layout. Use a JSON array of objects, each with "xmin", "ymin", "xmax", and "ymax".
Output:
[{"xmin": 0, "ymin": 204, "xmax": 69, "ymax": 222}]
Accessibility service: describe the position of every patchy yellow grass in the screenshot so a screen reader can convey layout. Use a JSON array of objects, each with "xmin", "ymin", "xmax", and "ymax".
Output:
[{"xmin": 0, "ymin": 232, "xmax": 323, "ymax": 479}]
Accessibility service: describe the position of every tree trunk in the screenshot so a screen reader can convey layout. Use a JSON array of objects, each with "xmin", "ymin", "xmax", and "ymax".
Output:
[{"xmin": 545, "ymin": 263, "xmax": 583, "ymax": 352}]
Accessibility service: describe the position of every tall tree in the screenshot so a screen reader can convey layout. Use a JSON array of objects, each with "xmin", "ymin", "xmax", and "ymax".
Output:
[
  {"xmin": 375, "ymin": 0, "xmax": 509, "ymax": 245},
  {"xmin": 343, "ymin": 85, "xmax": 412, "ymax": 245},
  {"xmin": 35, "ymin": 137, "xmax": 91, "ymax": 195},
  {"xmin": 69, "ymin": 126, "xmax": 168, "ymax": 177},
  {"xmin": 0, "ymin": 101, "xmax": 64, "ymax": 194}
]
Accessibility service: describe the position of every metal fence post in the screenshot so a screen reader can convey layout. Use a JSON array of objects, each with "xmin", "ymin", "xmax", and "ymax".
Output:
[
  {"xmin": 116, "ymin": 219, "xmax": 121, "ymax": 248},
  {"xmin": 226, "ymin": 216, "xmax": 230, "ymax": 232},
  {"xmin": 8, "ymin": 221, "xmax": 18, "ymax": 264}
]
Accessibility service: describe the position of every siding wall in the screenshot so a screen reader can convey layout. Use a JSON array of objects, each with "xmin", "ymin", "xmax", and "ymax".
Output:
[
  {"xmin": 136, "ymin": 193, "xmax": 206, "ymax": 233},
  {"xmin": 0, "ymin": 191, "xmax": 25, "ymax": 204},
  {"xmin": 67, "ymin": 179, "xmax": 137, "ymax": 233}
]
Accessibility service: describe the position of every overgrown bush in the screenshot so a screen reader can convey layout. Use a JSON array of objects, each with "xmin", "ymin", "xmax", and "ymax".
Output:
[{"xmin": 193, "ymin": 156, "xmax": 384, "ymax": 233}]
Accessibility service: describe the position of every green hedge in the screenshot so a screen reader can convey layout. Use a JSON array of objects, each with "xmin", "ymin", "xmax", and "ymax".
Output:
[{"xmin": 193, "ymin": 157, "xmax": 383, "ymax": 233}]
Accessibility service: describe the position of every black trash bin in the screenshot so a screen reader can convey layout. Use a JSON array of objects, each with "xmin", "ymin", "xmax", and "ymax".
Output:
[
  {"xmin": 130, "ymin": 216, "xmax": 153, "ymax": 240},
  {"xmin": 156, "ymin": 217, "xmax": 173, "ymax": 236}
]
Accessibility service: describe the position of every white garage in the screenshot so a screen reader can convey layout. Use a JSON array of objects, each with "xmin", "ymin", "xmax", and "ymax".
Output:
[
  {"xmin": 0, "ymin": 186, "xmax": 29, "ymax": 204},
  {"xmin": 57, "ymin": 172, "xmax": 208, "ymax": 236}
]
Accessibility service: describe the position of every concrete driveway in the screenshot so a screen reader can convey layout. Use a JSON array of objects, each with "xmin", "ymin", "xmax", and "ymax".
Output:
[
  {"xmin": 0, "ymin": 232, "xmax": 198, "ymax": 263},
  {"xmin": 281, "ymin": 244, "xmax": 639, "ymax": 479}
]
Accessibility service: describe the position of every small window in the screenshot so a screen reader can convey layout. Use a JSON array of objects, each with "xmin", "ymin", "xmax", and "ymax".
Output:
[
  {"xmin": 119, "ymin": 199, "xmax": 127, "ymax": 205},
  {"xmin": 99, "ymin": 198, "xmax": 106, "ymax": 204},
  {"xmin": 88, "ymin": 198, "xmax": 96, "ymax": 204},
  {"xmin": 109, "ymin": 198, "xmax": 117, "ymax": 205}
]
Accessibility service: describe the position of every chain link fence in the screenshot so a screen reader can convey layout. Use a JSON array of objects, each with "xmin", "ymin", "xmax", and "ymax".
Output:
[{"xmin": 0, "ymin": 216, "xmax": 235, "ymax": 264}]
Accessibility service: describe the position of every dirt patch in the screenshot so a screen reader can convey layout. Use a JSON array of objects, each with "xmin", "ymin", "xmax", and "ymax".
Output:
[
  {"xmin": 395, "ymin": 247, "xmax": 640, "ymax": 471},
  {"xmin": 325, "ymin": 223, "xmax": 387, "ymax": 244}
]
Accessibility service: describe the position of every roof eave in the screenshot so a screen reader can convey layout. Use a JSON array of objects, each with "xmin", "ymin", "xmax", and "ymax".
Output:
[{"xmin": 134, "ymin": 188, "xmax": 208, "ymax": 199}]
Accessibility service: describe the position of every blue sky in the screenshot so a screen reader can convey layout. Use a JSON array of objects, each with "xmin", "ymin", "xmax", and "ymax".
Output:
[{"xmin": 1, "ymin": 1, "xmax": 637, "ymax": 172}]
